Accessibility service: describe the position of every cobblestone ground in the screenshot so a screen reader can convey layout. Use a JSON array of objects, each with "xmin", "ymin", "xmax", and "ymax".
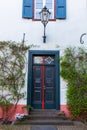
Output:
[
  {"xmin": 0, "ymin": 126, "xmax": 87, "ymax": 130},
  {"xmin": 57, "ymin": 126, "xmax": 87, "ymax": 130},
  {"xmin": 57, "ymin": 122, "xmax": 87, "ymax": 130},
  {"xmin": 0, "ymin": 122, "xmax": 87, "ymax": 130}
]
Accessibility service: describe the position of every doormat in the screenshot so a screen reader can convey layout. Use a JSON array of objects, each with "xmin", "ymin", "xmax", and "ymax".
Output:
[{"xmin": 31, "ymin": 125, "xmax": 57, "ymax": 130}]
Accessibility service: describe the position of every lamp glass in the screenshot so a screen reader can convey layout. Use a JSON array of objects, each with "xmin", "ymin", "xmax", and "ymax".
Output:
[{"xmin": 40, "ymin": 6, "xmax": 51, "ymax": 26}]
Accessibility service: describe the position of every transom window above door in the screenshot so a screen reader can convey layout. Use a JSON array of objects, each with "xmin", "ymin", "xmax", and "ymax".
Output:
[
  {"xmin": 33, "ymin": 56, "xmax": 55, "ymax": 64},
  {"xmin": 34, "ymin": 0, "xmax": 54, "ymax": 19},
  {"xmin": 22, "ymin": 0, "xmax": 66, "ymax": 20}
]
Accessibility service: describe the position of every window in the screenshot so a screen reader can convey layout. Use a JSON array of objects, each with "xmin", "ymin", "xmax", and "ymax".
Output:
[
  {"xmin": 34, "ymin": 0, "xmax": 54, "ymax": 19},
  {"xmin": 33, "ymin": 56, "xmax": 55, "ymax": 64},
  {"xmin": 22, "ymin": 0, "xmax": 66, "ymax": 19}
]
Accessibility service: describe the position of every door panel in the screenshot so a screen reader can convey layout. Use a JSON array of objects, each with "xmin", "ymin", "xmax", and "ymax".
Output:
[
  {"xmin": 33, "ymin": 65, "xmax": 55, "ymax": 109},
  {"xmin": 33, "ymin": 66, "xmax": 42, "ymax": 108},
  {"xmin": 44, "ymin": 66, "xmax": 55, "ymax": 109}
]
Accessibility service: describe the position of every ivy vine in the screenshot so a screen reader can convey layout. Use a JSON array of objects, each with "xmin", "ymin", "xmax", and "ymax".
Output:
[
  {"xmin": 60, "ymin": 47, "xmax": 87, "ymax": 120},
  {"xmin": 0, "ymin": 41, "xmax": 30, "ymax": 123}
]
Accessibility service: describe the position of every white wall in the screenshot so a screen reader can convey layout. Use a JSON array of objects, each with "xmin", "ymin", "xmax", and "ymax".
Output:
[
  {"xmin": 0, "ymin": 0, "xmax": 87, "ymax": 104},
  {"xmin": 0, "ymin": 0, "xmax": 87, "ymax": 47}
]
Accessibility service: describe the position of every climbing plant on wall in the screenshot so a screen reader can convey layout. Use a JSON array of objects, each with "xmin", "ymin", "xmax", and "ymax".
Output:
[
  {"xmin": 0, "ymin": 41, "xmax": 30, "ymax": 123},
  {"xmin": 60, "ymin": 47, "xmax": 87, "ymax": 120}
]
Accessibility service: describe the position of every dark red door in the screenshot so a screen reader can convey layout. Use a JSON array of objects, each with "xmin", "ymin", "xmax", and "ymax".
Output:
[{"xmin": 33, "ymin": 64, "xmax": 55, "ymax": 109}]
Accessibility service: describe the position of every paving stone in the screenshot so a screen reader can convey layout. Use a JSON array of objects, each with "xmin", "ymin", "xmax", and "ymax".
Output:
[{"xmin": 31, "ymin": 125, "xmax": 57, "ymax": 130}]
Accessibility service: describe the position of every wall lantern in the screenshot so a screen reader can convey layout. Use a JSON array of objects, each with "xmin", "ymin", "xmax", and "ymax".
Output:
[{"xmin": 39, "ymin": 6, "xmax": 51, "ymax": 43}]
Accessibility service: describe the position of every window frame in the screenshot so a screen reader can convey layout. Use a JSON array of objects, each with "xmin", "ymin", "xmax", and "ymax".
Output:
[{"xmin": 33, "ymin": 0, "xmax": 56, "ymax": 21}]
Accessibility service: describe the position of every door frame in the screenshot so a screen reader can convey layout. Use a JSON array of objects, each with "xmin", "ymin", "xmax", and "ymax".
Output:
[{"xmin": 27, "ymin": 50, "xmax": 60, "ymax": 110}]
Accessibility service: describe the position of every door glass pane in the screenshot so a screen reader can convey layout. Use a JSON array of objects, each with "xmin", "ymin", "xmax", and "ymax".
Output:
[
  {"xmin": 45, "ymin": 56, "xmax": 54, "ymax": 64},
  {"xmin": 34, "ymin": 56, "xmax": 43, "ymax": 64},
  {"xmin": 33, "ymin": 56, "xmax": 55, "ymax": 64}
]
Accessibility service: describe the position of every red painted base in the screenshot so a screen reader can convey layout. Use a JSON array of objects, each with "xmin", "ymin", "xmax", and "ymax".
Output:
[
  {"xmin": 0, "ymin": 104, "xmax": 70, "ymax": 120},
  {"xmin": 0, "ymin": 105, "xmax": 28, "ymax": 121},
  {"xmin": 60, "ymin": 105, "xmax": 70, "ymax": 117}
]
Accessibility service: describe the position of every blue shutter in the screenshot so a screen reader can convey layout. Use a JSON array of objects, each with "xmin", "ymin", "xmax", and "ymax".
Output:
[
  {"xmin": 56, "ymin": 0, "xmax": 66, "ymax": 19},
  {"xmin": 22, "ymin": 0, "xmax": 33, "ymax": 18}
]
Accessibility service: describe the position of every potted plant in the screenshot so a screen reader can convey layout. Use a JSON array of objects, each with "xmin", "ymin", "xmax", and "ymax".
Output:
[{"xmin": 22, "ymin": 105, "xmax": 33, "ymax": 114}]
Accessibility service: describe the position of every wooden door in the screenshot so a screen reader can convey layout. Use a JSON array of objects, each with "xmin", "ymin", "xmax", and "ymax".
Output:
[
  {"xmin": 28, "ymin": 51, "xmax": 60, "ymax": 110},
  {"xmin": 32, "ymin": 56, "xmax": 55, "ymax": 109}
]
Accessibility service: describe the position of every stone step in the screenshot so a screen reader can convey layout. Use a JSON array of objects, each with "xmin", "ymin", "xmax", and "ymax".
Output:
[
  {"xmin": 31, "ymin": 109, "xmax": 59, "ymax": 112},
  {"xmin": 28, "ymin": 115, "xmax": 68, "ymax": 120},
  {"xmin": 30, "ymin": 109, "xmax": 65, "ymax": 116},
  {"xmin": 14, "ymin": 109, "xmax": 73, "ymax": 126},
  {"xmin": 15, "ymin": 119, "xmax": 73, "ymax": 125},
  {"xmin": 30, "ymin": 110, "xmax": 56, "ymax": 115}
]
